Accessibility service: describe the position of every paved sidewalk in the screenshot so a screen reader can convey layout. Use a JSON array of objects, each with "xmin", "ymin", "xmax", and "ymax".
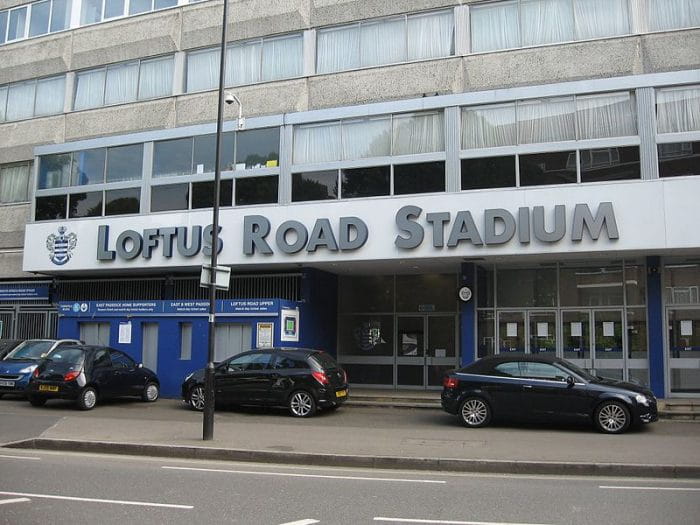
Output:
[{"xmin": 2, "ymin": 398, "xmax": 699, "ymax": 477}]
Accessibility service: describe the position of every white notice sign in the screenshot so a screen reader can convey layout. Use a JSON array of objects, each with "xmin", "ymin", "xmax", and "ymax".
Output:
[
  {"xmin": 118, "ymin": 322, "xmax": 132, "ymax": 344},
  {"xmin": 537, "ymin": 322, "xmax": 548, "ymax": 337},
  {"xmin": 435, "ymin": 348, "xmax": 446, "ymax": 358},
  {"xmin": 506, "ymin": 323, "xmax": 518, "ymax": 337},
  {"xmin": 603, "ymin": 322, "xmax": 615, "ymax": 337},
  {"xmin": 571, "ymin": 322, "xmax": 582, "ymax": 337},
  {"xmin": 681, "ymin": 320, "xmax": 693, "ymax": 336}
]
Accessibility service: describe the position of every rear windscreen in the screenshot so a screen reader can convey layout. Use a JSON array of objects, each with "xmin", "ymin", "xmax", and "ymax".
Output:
[
  {"xmin": 310, "ymin": 352, "xmax": 338, "ymax": 370},
  {"xmin": 6, "ymin": 341, "xmax": 54, "ymax": 360},
  {"xmin": 49, "ymin": 349, "xmax": 85, "ymax": 365}
]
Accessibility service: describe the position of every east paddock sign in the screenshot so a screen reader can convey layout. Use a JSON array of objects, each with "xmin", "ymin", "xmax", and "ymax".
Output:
[{"xmin": 22, "ymin": 196, "xmax": 638, "ymax": 273}]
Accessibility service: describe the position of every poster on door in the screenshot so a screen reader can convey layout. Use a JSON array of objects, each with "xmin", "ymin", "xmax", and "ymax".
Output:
[{"xmin": 280, "ymin": 308, "xmax": 300, "ymax": 342}]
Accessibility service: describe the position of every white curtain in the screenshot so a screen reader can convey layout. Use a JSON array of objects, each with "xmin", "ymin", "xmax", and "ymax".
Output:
[
  {"xmin": 574, "ymin": 0, "xmax": 630, "ymax": 40},
  {"xmin": 0, "ymin": 87, "xmax": 7, "ymax": 121},
  {"xmin": 293, "ymin": 122, "xmax": 342, "ymax": 164},
  {"xmin": 186, "ymin": 48, "xmax": 219, "ymax": 92},
  {"xmin": 470, "ymin": 2, "xmax": 520, "ymax": 52},
  {"xmin": 392, "ymin": 111, "xmax": 445, "ymax": 155},
  {"xmin": 74, "ymin": 69, "xmax": 105, "ymax": 109},
  {"xmin": 407, "ymin": 10, "xmax": 454, "ymax": 60},
  {"xmin": 262, "ymin": 35, "xmax": 303, "ymax": 81},
  {"xmin": 0, "ymin": 164, "xmax": 30, "ymax": 203},
  {"xmin": 462, "ymin": 104, "xmax": 517, "ymax": 149},
  {"xmin": 576, "ymin": 92, "xmax": 637, "ymax": 139},
  {"xmin": 34, "ymin": 75, "xmax": 65, "ymax": 116},
  {"xmin": 227, "ymin": 41, "xmax": 260, "ymax": 86},
  {"xmin": 518, "ymin": 97, "xmax": 576, "ymax": 143},
  {"xmin": 521, "ymin": 0, "xmax": 575, "ymax": 46},
  {"xmin": 317, "ymin": 25, "xmax": 360, "ymax": 73},
  {"xmin": 138, "ymin": 56, "xmax": 173, "ymax": 99},
  {"xmin": 104, "ymin": 62, "xmax": 138, "ymax": 105},
  {"xmin": 648, "ymin": 0, "xmax": 700, "ymax": 31},
  {"xmin": 360, "ymin": 17, "xmax": 406, "ymax": 67},
  {"xmin": 342, "ymin": 117, "xmax": 391, "ymax": 160},
  {"xmin": 6, "ymin": 81, "xmax": 35, "ymax": 121},
  {"xmin": 657, "ymin": 86, "xmax": 700, "ymax": 133},
  {"xmin": 80, "ymin": 0, "xmax": 102, "ymax": 25}
]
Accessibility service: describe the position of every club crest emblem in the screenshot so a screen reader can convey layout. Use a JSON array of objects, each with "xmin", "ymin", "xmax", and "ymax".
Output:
[{"xmin": 46, "ymin": 226, "xmax": 77, "ymax": 266}]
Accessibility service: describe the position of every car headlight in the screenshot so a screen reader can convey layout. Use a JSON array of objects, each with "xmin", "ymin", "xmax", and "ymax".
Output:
[
  {"xmin": 635, "ymin": 394, "xmax": 649, "ymax": 406},
  {"xmin": 19, "ymin": 364, "xmax": 38, "ymax": 374}
]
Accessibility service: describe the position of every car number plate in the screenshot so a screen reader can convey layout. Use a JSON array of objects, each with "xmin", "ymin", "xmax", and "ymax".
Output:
[
  {"xmin": 335, "ymin": 389, "xmax": 347, "ymax": 398},
  {"xmin": 0, "ymin": 380, "xmax": 14, "ymax": 387},
  {"xmin": 39, "ymin": 385, "xmax": 59, "ymax": 392}
]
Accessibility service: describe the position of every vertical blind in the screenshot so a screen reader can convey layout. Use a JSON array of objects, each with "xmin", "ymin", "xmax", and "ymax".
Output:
[
  {"xmin": 648, "ymin": 0, "xmax": 700, "ymax": 31},
  {"xmin": 657, "ymin": 86, "xmax": 700, "ymax": 133},
  {"xmin": 461, "ymin": 91, "xmax": 637, "ymax": 148}
]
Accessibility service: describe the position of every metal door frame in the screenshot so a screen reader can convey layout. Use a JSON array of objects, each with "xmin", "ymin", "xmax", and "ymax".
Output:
[{"xmin": 664, "ymin": 306, "xmax": 700, "ymax": 398}]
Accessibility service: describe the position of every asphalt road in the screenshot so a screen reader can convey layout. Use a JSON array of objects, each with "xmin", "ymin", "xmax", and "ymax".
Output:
[{"xmin": 1, "ymin": 449, "xmax": 699, "ymax": 525}]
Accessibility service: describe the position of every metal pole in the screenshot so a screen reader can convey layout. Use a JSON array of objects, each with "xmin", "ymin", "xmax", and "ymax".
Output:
[{"xmin": 203, "ymin": 0, "xmax": 229, "ymax": 441}]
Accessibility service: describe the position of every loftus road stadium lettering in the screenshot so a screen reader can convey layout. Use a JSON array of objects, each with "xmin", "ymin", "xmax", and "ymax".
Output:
[{"xmin": 95, "ymin": 203, "xmax": 618, "ymax": 261}]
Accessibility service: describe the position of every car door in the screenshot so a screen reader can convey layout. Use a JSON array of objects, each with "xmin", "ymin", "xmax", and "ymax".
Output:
[
  {"xmin": 268, "ymin": 353, "xmax": 305, "ymax": 405},
  {"xmin": 90, "ymin": 348, "xmax": 117, "ymax": 398},
  {"xmin": 109, "ymin": 349, "xmax": 141, "ymax": 397},
  {"xmin": 215, "ymin": 352, "xmax": 273, "ymax": 404},
  {"xmin": 482, "ymin": 361, "xmax": 531, "ymax": 419},
  {"xmin": 519, "ymin": 362, "xmax": 588, "ymax": 421}
]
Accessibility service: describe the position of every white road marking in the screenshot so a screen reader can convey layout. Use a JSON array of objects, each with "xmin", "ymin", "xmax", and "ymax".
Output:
[
  {"xmin": 600, "ymin": 485, "xmax": 700, "ymax": 492},
  {"xmin": 0, "ymin": 498, "xmax": 31, "ymax": 505},
  {"xmin": 374, "ymin": 519, "xmax": 553, "ymax": 525},
  {"xmin": 0, "ymin": 491, "xmax": 193, "ymax": 509},
  {"xmin": 163, "ymin": 465, "xmax": 446, "ymax": 484},
  {"xmin": 278, "ymin": 520, "xmax": 320, "ymax": 525},
  {"xmin": 0, "ymin": 454, "xmax": 40, "ymax": 461}
]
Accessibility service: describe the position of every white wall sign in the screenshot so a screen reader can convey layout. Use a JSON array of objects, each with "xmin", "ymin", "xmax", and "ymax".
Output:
[
  {"xmin": 571, "ymin": 322, "xmax": 582, "ymax": 337},
  {"xmin": 256, "ymin": 322, "xmax": 274, "ymax": 348},
  {"xmin": 280, "ymin": 308, "xmax": 299, "ymax": 342},
  {"xmin": 458, "ymin": 286, "xmax": 472, "ymax": 302},
  {"xmin": 506, "ymin": 323, "xmax": 518, "ymax": 337},
  {"xmin": 118, "ymin": 322, "xmax": 132, "ymax": 344},
  {"xmin": 603, "ymin": 322, "xmax": 615, "ymax": 337},
  {"xmin": 537, "ymin": 322, "xmax": 549, "ymax": 337},
  {"xmin": 681, "ymin": 320, "xmax": 693, "ymax": 336}
]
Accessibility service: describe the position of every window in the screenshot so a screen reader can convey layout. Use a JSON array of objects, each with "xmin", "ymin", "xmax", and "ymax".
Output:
[
  {"xmin": 317, "ymin": 9, "xmax": 454, "ymax": 73},
  {"xmin": 35, "ymin": 195, "xmax": 67, "ymax": 221},
  {"xmin": 227, "ymin": 352, "xmax": 272, "ymax": 372},
  {"xmin": 519, "ymin": 97, "xmax": 576, "ymax": 143},
  {"xmin": 71, "ymin": 148, "xmax": 106, "ymax": 186},
  {"xmin": 7, "ymin": 7, "xmax": 27, "ymax": 41},
  {"xmin": 94, "ymin": 349, "xmax": 112, "ymax": 368},
  {"xmin": 110, "ymin": 349, "xmax": 135, "ymax": 369},
  {"xmin": 29, "ymin": 0, "xmax": 50, "ymax": 37},
  {"xmin": 393, "ymin": 161, "xmax": 445, "ymax": 195},
  {"xmin": 341, "ymin": 166, "xmax": 390, "ymax": 198},
  {"xmin": 80, "ymin": 0, "xmax": 176, "ymax": 26},
  {"xmin": 38, "ymin": 153, "xmax": 71, "ymax": 189},
  {"xmin": 579, "ymin": 146, "xmax": 640, "ymax": 182},
  {"xmin": 106, "ymin": 144, "xmax": 143, "ymax": 183},
  {"xmin": 497, "ymin": 268, "xmax": 557, "ymax": 307},
  {"xmin": 186, "ymin": 33, "xmax": 303, "ymax": 92},
  {"xmin": 493, "ymin": 361, "xmax": 522, "ymax": 377},
  {"xmin": 462, "ymin": 104, "xmax": 516, "ymax": 149},
  {"xmin": 519, "ymin": 151, "xmax": 577, "ymax": 186},
  {"xmin": 151, "ymin": 183, "xmax": 189, "ymax": 212},
  {"xmin": 180, "ymin": 323, "xmax": 192, "ymax": 360},
  {"xmin": 0, "ymin": 75, "xmax": 65, "ymax": 122},
  {"xmin": 105, "ymin": 188, "xmax": 140, "ymax": 215},
  {"xmin": 470, "ymin": 0, "xmax": 631, "ymax": 53},
  {"xmin": 658, "ymin": 142, "xmax": 700, "ymax": 177},
  {"xmin": 647, "ymin": 0, "xmax": 700, "ymax": 32},
  {"xmin": 235, "ymin": 176, "xmax": 278, "ymax": 205},
  {"xmin": 0, "ymin": 0, "xmax": 71, "ymax": 44},
  {"xmin": 69, "ymin": 191, "xmax": 103, "ymax": 217},
  {"xmin": 153, "ymin": 133, "xmax": 235, "ymax": 178},
  {"xmin": 273, "ymin": 355, "xmax": 307, "ymax": 369},
  {"xmin": 235, "ymin": 128, "xmax": 280, "ymax": 169},
  {"xmin": 657, "ymin": 86, "xmax": 700, "ymax": 134},
  {"xmin": 0, "ymin": 162, "xmax": 31, "ymax": 203},
  {"xmin": 292, "ymin": 171, "xmax": 338, "ymax": 202},
  {"xmin": 0, "ymin": 11, "xmax": 7, "ymax": 45},
  {"xmin": 520, "ymin": 362, "xmax": 566, "ymax": 380},
  {"xmin": 74, "ymin": 55, "xmax": 174, "ymax": 110},
  {"xmin": 191, "ymin": 179, "xmax": 233, "ymax": 209},
  {"xmin": 461, "ymin": 156, "xmax": 516, "ymax": 190}
]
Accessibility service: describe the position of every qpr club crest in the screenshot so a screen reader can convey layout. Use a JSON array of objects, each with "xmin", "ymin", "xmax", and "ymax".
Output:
[{"xmin": 46, "ymin": 226, "xmax": 77, "ymax": 266}]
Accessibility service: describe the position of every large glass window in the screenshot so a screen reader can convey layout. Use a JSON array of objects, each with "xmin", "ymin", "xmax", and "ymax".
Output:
[
  {"xmin": 579, "ymin": 146, "xmax": 640, "ymax": 182},
  {"xmin": 0, "ymin": 12, "xmax": 7, "ymax": 45},
  {"xmin": 339, "ymin": 275, "xmax": 394, "ymax": 313},
  {"xmin": 153, "ymin": 138, "xmax": 193, "ymax": 178},
  {"xmin": 71, "ymin": 148, "xmax": 106, "ymax": 186},
  {"xmin": 106, "ymin": 144, "xmax": 143, "ymax": 183},
  {"xmin": 38, "ymin": 153, "xmax": 71, "ymax": 189},
  {"xmin": 396, "ymin": 274, "xmax": 458, "ymax": 312},
  {"xmin": 151, "ymin": 183, "xmax": 189, "ymax": 212},
  {"xmin": 496, "ymin": 268, "xmax": 557, "ymax": 307},
  {"xmin": 191, "ymin": 179, "xmax": 233, "ymax": 209},
  {"xmin": 665, "ymin": 263, "xmax": 700, "ymax": 305},
  {"xmin": 236, "ymin": 128, "xmax": 279, "ymax": 169},
  {"xmin": 105, "ymin": 188, "xmax": 140, "ymax": 215},
  {"xmin": 559, "ymin": 265, "xmax": 624, "ymax": 306},
  {"xmin": 7, "ymin": 7, "xmax": 27, "ymax": 41},
  {"xmin": 292, "ymin": 171, "xmax": 338, "ymax": 202},
  {"xmin": 461, "ymin": 156, "xmax": 516, "ymax": 190},
  {"xmin": 69, "ymin": 191, "xmax": 103, "ymax": 218},
  {"xmin": 317, "ymin": 9, "xmax": 454, "ymax": 73},
  {"xmin": 393, "ymin": 161, "xmax": 445, "ymax": 195},
  {"xmin": 0, "ymin": 75, "xmax": 64, "ymax": 123},
  {"xmin": 235, "ymin": 175, "xmax": 278, "ymax": 205},
  {"xmin": 519, "ymin": 151, "xmax": 577, "ymax": 186},
  {"xmin": 341, "ymin": 166, "xmax": 390, "ymax": 198},
  {"xmin": 0, "ymin": 162, "xmax": 31, "ymax": 203},
  {"xmin": 35, "ymin": 195, "xmax": 67, "ymax": 221},
  {"xmin": 656, "ymin": 86, "xmax": 700, "ymax": 134},
  {"xmin": 658, "ymin": 142, "xmax": 700, "ymax": 177},
  {"xmin": 28, "ymin": 0, "xmax": 50, "ymax": 37},
  {"xmin": 647, "ymin": 0, "xmax": 700, "ymax": 32}
]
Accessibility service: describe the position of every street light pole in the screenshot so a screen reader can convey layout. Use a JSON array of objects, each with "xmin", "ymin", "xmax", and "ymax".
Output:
[{"xmin": 203, "ymin": 0, "xmax": 230, "ymax": 441}]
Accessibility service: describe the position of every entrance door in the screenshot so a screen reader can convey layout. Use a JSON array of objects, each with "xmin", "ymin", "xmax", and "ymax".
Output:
[
  {"xmin": 667, "ymin": 308, "xmax": 700, "ymax": 395},
  {"xmin": 593, "ymin": 310, "xmax": 624, "ymax": 380},
  {"xmin": 497, "ymin": 311, "xmax": 525, "ymax": 354},
  {"xmin": 396, "ymin": 315, "xmax": 457, "ymax": 389},
  {"xmin": 214, "ymin": 323, "xmax": 252, "ymax": 363},
  {"xmin": 562, "ymin": 311, "xmax": 592, "ymax": 370}
]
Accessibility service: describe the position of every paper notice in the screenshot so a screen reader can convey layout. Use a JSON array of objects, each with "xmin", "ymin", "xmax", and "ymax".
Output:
[
  {"xmin": 571, "ymin": 322, "xmax": 582, "ymax": 337},
  {"xmin": 537, "ymin": 322, "xmax": 548, "ymax": 337},
  {"xmin": 681, "ymin": 320, "xmax": 693, "ymax": 336},
  {"xmin": 603, "ymin": 322, "xmax": 615, "ymax": 337},
  {"xmin": 506, "ymin": 322, "xmax": 518, "ymax": 337}
]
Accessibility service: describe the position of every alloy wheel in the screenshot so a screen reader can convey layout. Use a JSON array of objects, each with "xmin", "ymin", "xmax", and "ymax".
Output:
[
  {"xmin": 290, "ymin": 391, "xmax": 314, "ymax": 417},
  {"xmin": 189, "ymin": 385, "xmax": 205, "ymax": 411},
  {"xmin": 144, "ymin": 383, "xmax": 159, "ymax": 402},
  {"xmin": 82, "ymin": 388, "xmax": 97, "ymax": 409},
  {"xmin": 597, "ymin": 403, "xmax": 628, "ymax": 433},
  {"xmin": 461, "ymin": 398, "xmax": 489, "ymax": 427}
]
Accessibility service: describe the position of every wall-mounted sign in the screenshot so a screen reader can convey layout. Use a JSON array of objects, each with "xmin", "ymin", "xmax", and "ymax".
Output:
[
  {"xmin": 458, "ymin": 286, "xmax": 472, "ymax": 302},
  {"xmin": 280, "ymin": 308, "xmax": 299, "ymax": 342},
  {"xmin": 257, "ymin": 322, "xmax": 274, "ymax": 348},
  {"xmin": 58, "ymin": 299, "xmax": 281, "ymax": 317},
  {"xmin": 118, "ymin": 322, "xmax": 132, "ymax": 344},
  {"xmin": 0, "ymin": 284, "xmax": 49, "ymax": 301}
]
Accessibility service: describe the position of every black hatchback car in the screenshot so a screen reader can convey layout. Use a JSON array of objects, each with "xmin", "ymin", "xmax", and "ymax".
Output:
[
  {"xmin": 442, "ymin": 355, "xmax": 657, "ymax": 434},
  {"xmin": 27, "ymin": 345, "xmax": 160, "ymax": 410},
  {"xmin": 182, "ymin": 348, "xmax": 348, "ymax": 417}
]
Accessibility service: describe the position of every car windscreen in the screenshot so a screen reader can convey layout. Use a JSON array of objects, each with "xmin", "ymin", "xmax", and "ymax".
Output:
[
  {"xmin": 310, "ymin": 352, "xmax": 338, "ymax": 370},
  {"xmin": 5, "ymin": 341, "xmax": 54, "ymax": 360},
  {"xmin": 48, "ymin": 349, "xmax": 85, "ymax": 366}
]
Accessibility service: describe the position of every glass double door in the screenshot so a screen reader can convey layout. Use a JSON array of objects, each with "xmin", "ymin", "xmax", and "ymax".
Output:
[
  {"xmin": 666, "ymin": 308, "xmax": 700, "ymax": 394},
  {"xmin": 396, "ymin": 315, "xmax": 458, "ymax": 389},
  {"xmin": 496, "ymin": 309, "xmax": 643, "ymax": 381}
]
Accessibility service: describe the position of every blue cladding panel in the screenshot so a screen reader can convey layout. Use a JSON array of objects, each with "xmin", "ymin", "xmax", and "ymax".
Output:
[
  {"xmin": 460, "ymin": 263, "xmax": 476, "ymax": 367},
  {"xmin": 647, "ymin": 256, "xmax": 665, "ymax": 398}
]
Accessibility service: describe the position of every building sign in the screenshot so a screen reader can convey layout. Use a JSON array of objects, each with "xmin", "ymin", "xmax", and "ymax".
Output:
[
  {"xmin": 0, "ymin": 284, "xmax": 50, "ymax": 301},
  {"xmin": 58, "ymin": 299, "xmax": 280, "ymax": 317},
  {"xmin": 280, "ymin": 308, "xmax": 299, "ymax": 342},
  {"xmin": 257, "ymin": 322, "xmax": 274, "ymax": 348}
]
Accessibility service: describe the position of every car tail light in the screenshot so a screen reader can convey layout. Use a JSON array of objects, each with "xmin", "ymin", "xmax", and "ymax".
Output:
[
  {"xmin": 33, "ymin": 368, "xmax": 40, "ymax": 378},
  {"xmin": 443, "ymin": 376, "xmax": 459, "ymax": 389},
  {"xmin": 63, "ymin": 370, "xmax": 81, "ymax": 382},
  {"xmin": 312, "ymin": 371, "xmax": 329, "ymax": 386},
  {"xmin": 342, "ymin": 369, "xmax": 348, "ymax": 384}
]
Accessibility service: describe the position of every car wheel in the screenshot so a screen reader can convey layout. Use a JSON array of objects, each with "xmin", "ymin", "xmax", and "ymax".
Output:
[
  {"xmin": 188, "ymin": 385, "xmax": 205, "ymax": 411},
  {"xmin": 142, "ymin": 382, "xmax": 159, "ymax": 402},
  {"xmin": 594, "ymin": 400, "xmax": 631, "ymax": 434},
  {"xmin": 289, "ymin": 390, "xmax": 316, "ymax": 418},
  {"xmin": 459, "ymin": 397, "xmax": 492, "ymax": 428},
  {"xmin": 77, "ymin": 387, "xmax": 98, "ymax": 411},
  {"xmin": 28, "ymin": 395, "xmax": 47, "ymax": 407}
]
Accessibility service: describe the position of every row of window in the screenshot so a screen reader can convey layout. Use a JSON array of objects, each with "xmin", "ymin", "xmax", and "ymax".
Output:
[
  {"xmin": 0, "ymin": 75, "xmax": 65, "ymax": 123},
  {"xmin": 31, "ymin": 140, "xmax": 699, "ymax": 218},
  {"xmin": 0, "ymin": 0, "xmax": 71, "ymax": 44}
]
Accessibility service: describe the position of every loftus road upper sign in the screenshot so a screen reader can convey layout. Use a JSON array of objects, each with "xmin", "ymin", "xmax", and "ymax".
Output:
[{"xmin": 25, "ymin": 179, "xmax": 697, "ymax": 273}]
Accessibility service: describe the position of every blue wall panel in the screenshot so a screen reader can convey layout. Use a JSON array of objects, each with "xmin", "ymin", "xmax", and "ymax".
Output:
[
  {"xmin": 459, "ymin": 263, "xmax": 476, "ymax": 367},
  {"xmin": 646, "ymin": 256, "xmax": 665, "ymax": 398}
]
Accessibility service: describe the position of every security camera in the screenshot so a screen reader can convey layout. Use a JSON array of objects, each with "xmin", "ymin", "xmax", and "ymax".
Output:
[{"xmin": 224, "ymin": 93, "xmax": 235, "ymax": 105}]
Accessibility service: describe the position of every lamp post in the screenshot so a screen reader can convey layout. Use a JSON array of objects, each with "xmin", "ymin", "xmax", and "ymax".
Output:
[{"xmin": 203, "ymin": 0, "xmax": 232, "ymax": 441}]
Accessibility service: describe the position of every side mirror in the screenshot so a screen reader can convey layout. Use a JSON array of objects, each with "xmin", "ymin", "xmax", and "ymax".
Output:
[
  {"xmin": 137, "ymin": 363, "xmax": 143, "ymax": 369},
  {"xmin": 566, "ymin": 375, "xmax": 575, "ymax": 387}
]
